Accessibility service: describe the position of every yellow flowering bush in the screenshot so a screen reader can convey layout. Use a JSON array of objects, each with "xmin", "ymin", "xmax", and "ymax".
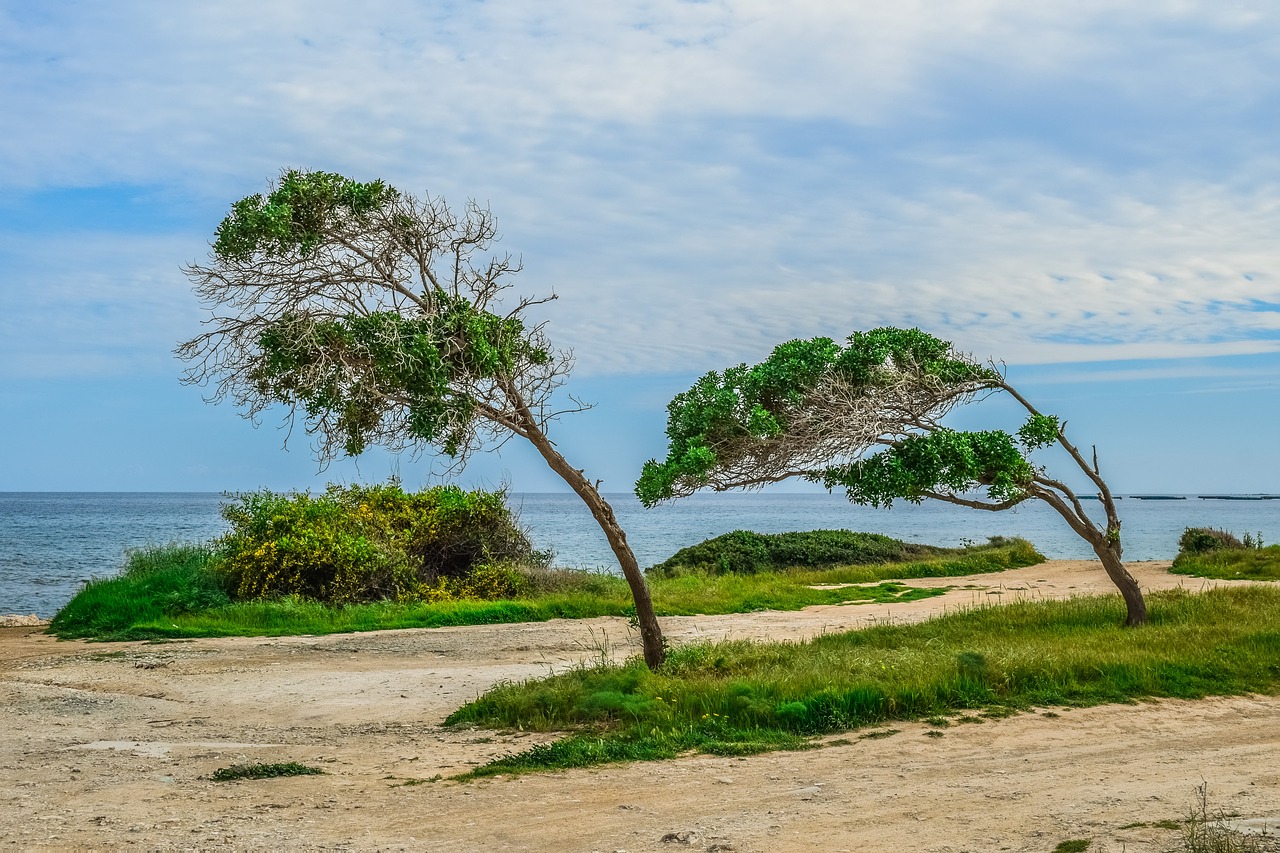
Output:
[{"xmin": 218, "ymin": 481, "xmax": 538, "ymax": 604}]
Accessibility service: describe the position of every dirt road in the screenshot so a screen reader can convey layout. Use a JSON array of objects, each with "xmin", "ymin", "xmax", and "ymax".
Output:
[{"xmin": 3, "ymin": 561, "xmax": 1277, "ymax": 851}]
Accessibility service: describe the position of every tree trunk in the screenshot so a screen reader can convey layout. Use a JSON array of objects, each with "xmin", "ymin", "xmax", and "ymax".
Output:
[
  {"xmin": 1030, "ymin": 485, "xmax": 1148, "ymax": 628},
  {"xmin": 522, "ymin": 429, "xmax": 667, "ymax": 669},
  {"xmin": 1092, "ymin": 540, "xmax": 1147, "ymax": 627}
]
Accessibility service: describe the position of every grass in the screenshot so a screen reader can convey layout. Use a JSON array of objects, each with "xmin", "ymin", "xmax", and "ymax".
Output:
[
  {"xmin": 1182, "ymin": 782, "xmax": 1272, "ymax": 853},
  {"xmin": 444, "ymin": 586, "xmax": 1280, "ymax": 777},
  {"xmin": 209, "ymin": 762, "xmax": 325, "ymax": 781},
  {"xmin": 1051, "ymin": 841, "xmax": 1090, "ymax": 853},
  {"xmin": 647, "ymin": 529, "xmax": 983, "ymax": 578},
  {"xmin": 1171, "ymin": 545, "xmax": 1280, "ymax": 582},
  {"xmin": 48, "ymin": 545, "xmax": 228, "ymax": 640},
  {"xmin": 48, "ymin": 537, "xmax": 1041, "ymax": 641}
]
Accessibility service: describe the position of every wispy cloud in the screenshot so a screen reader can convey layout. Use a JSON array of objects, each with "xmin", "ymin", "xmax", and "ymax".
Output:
[{"xmin": 2, "ymin": 1, "xmax": 1279, "ymax": 380}]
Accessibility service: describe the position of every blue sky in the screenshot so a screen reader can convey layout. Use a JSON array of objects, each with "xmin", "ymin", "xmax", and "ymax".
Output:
[{"xmin": 1, "ymin": 1, "xmax": 1277, "ymax": 494}]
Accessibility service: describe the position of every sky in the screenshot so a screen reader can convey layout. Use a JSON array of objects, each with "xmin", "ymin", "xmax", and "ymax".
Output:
[{"xmin": 1, "ymin": 1, "xmax": 1278, "ymax": 495}]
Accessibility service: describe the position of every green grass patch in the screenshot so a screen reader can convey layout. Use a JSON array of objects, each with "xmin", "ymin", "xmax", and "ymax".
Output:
[
  {"xmin": 649, "ymin": 530, "xmax": 1038, "ymax": 578},
  {"xmin": 209, "ymin": 762, "xmax": 325, "ymax": 781},
  {"xmin": 1052, "ymin": 841, "xmax": 1090, "ymax": 853},
  {"xmin": 447, "ymin": 586, "xmax": 1280, "ymax": 777},
  {"xmin": 1172, "ymin": 545, "xmax": 1280, "ymax": 581},
  {"xmin": 49, "ymin": 538, "xmax": 1040, "ymax": 641},
  {"xmin": 48, "ymin": 545, "xmax": 230, "ymax": 640}
]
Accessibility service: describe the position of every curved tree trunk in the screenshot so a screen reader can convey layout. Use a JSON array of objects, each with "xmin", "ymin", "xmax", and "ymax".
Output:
[
  {"xmin": 1092, "ymin": 539, "xmax": 1147, "ymax": 627},
  {"xmin": 522, "ymin": 428, "xmax": 667, "ymax": 669}
]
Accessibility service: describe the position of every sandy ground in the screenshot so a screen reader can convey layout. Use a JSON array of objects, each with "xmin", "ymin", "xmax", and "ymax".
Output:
[{"xmin": 3, "ymin": 560, "xmax": 1279, "ymax": 852}]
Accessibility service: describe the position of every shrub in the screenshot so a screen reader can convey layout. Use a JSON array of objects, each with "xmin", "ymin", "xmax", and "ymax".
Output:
[
  {"xmin": 1178, "ymin": 527, "xmax": 1244, "ymax": 556},
  {"xmin": 648, "ymin": 529, "xmax": 946, "ymax": 578},
  {"xmin": 217, "ymin": 481, "xmax": 536, "ymax": 604}
]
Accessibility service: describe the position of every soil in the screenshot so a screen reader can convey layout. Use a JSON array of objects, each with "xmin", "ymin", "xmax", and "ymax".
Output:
[{"xmin": 3, "ymin": 560, "xmax": 1279, "ymax": 852}]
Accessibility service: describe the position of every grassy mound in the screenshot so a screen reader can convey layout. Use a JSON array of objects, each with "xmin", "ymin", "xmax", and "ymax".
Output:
[
  {"xmin": 648, "ymin": 530, "xmax": 1037, "ymax": 578},
  {"xmin": 49, "ymin": 545, "xmax": 229, "ymax": 641},
  {"xmin": 448, "ymin": 585, "xmax": 1280, "ymax": 776},
  {"xmin": 1171, "ymin": 527, "xmax": 1280, "ymax": 581}
]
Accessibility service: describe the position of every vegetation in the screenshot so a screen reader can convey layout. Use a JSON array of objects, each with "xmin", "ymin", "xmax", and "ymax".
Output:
[
  {"xmin": 178, "ymin": 169, "xmax": 666, "ymax": 667},
  {"xmin": 47, "ymin": 537, "xmax": 1042, "ymax": 641},
  {"xmin": 648, "ymin": 529, "xmax": 1036, "ymax": 578},
  {"xmin": 210, "ymin": 762, "xmax": 325, "ymax": 782},
  {"xmin": 1182, "ymin": 782, "xmax": 1270, "ymax": 853},
  {"xmin": 447, "ymin": 586, "xmax": 1280, "ymax": 777},
  {"xmin": 49, "ymin": 545, "xmax": 228, "ymax": 640},
  {"xmin": 218, "ymin": 481, "xmax": 537, "ymax": 604},
  {"xmin": 1172, "ymin": 527, "xmax": 1280, "ymax": 581},
  {"xmin": 1051, "ymin": 841, "xmax": 1090, "ymax": 853},
  {"xmin": 636, "ymin": 327, "xmax": 1148, "ymax": 626}
]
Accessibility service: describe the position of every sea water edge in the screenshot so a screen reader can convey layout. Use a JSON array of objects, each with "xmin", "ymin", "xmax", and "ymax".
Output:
[{"xmin": 1, "ymin": 491, "xmax": 1277, "ymax": 618}]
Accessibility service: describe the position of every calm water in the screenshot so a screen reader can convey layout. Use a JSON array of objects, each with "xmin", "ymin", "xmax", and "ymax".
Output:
[{"xmin": 2, "ymin": 491, "xmax": 1278, "ymax": 618}]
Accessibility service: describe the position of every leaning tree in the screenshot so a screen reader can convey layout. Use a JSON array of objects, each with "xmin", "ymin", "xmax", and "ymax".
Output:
[
  {"xmin": 179, "ymin": 169, "xmax": 667, "ymax": 667},
  {"xmin": 635, "ymin": 327, "xmax": 1146, "ymax": 626}
]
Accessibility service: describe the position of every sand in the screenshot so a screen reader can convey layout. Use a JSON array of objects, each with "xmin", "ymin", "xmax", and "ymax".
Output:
[{"xmin": 2, "ymin": 560, "xmax": 1278, "ymax": 851}]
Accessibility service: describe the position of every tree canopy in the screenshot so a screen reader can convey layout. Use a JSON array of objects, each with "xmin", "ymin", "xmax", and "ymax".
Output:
[
  {"xmin": 179, "ymin": 169, "xmax": 668, "ymax": 666},
  {"xmin": 637, "ymin": 327, "xmax": 1146, "ymax": 626}
]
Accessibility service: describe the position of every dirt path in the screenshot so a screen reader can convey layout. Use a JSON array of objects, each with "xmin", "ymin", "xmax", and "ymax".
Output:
[{"xmin": 3, "ymin": 560, "xmax": 1278, "ymax": 851}]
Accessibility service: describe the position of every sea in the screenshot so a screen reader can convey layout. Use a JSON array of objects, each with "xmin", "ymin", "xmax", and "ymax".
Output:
[{"xmin": 2, "ymin": 491, "xmax": 1278, "ymax": 618}]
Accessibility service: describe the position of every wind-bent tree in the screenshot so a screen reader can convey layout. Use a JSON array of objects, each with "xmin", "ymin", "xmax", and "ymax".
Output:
[
  {"xmin": 636, "ymin": 327, "xmax": 1146, "ymax": 626},
  {"xmin": 179, "ymin": 169, "xmax": 667, "ymax": 667}
]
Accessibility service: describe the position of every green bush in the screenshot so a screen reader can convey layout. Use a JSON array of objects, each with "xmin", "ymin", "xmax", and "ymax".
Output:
[
  {"xmin": 648, "ymin": 529, "xmax": 949, "ymax": 578},
  {"xmin": 1178, "ymin": 527, "xmax": 1244, "ymax": 556},
  {"xmin": 218, "ymin": 481, "xmax": 536, "ymax": 604}
]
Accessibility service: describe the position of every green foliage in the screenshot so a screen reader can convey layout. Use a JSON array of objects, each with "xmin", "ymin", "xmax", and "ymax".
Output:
[
  {"xmin": 253, "ymin": 303, "xmax": 546, "ymax": 457},
  {"xmin": 1173, "ymin": 546, "xmax": 1280, "ymax": 581},
  {"xmin": 218, "ymin": 481, "xmax": 535, "ymax": 604},
  {"xmin": 1172, "ymin": 527, "xmax": 1280, "ymax": 581},
  {"xmin": 210, "ymin": 762, "xmax": 325, "ymax": 782},
  {"xmin": 1179, "ymin": 527, "xmax": 1246, "ymax": 555},
  {"xmin": 50, "ymin": 535, "xmax": 1040, "ymax": 641},
  {"xmin": 819, "ymin": 429, "xmax": 1034, "ymax": 507},
  {"xmin": 1017, "ymin": 413, "xmax": 1061, "ymax": 450},
  {"xmin": 213, "ymin": 170, "xmax": 395, "ymax": 262},
  {"xmin": 649, "ymin": 529, "xmax": 946, "ymax": 577},
  {"xmin": 450, "ymin": 586, "xmax": 1280, "ymax": 775},
  {"xmin": 48, "ymin": 545, "xmax": 230, "ymax": 641},
  {"xmin": 636, "ymin": 328, "xmax": 997, "ymax": 506}
]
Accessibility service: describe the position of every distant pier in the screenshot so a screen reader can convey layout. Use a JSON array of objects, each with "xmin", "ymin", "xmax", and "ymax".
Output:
[{"xmin": 1196, "ymin": 495, "xmax": 1280, "ymax": 501}]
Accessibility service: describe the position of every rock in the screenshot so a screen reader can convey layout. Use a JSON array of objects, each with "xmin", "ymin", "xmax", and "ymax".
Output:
[
  {"xmin": 0, "ymin": 614, "xmax": 48, "ymax": 628},
  {"xmin": 660, "ymin": 830, "xmax": 699, "ymax": 844}
]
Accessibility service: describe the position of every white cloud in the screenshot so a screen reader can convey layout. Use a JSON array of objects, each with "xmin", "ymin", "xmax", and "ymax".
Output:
[{"xmin": 2, "ymin": 0, "xmax": 1279, "ymax": 380}]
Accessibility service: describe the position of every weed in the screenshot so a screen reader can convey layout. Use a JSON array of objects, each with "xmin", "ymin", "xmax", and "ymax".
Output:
[
  {"xmin": 1052, "ymin": 841, "xmax": 1090, "ymax": 853},
  {"xmin": 857, "ymin": 729, "xmax": 900, "ymax": 740},
  {"xmin": 392, "ymin": 775, "xmax": 443, "ymax": 786},
  {"xmin": 209, "ymin": 762, "xmax": 325, "ymax": 781},
  {"xmin": 1182, "ymin": 782, "xmax": 1271, "ymax": 853}
]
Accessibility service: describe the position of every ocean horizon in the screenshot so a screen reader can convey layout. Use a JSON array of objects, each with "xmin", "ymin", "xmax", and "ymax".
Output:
[{"xmin": 2, "ymin": 490, "xmax": 1277, "ymax": 618}]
